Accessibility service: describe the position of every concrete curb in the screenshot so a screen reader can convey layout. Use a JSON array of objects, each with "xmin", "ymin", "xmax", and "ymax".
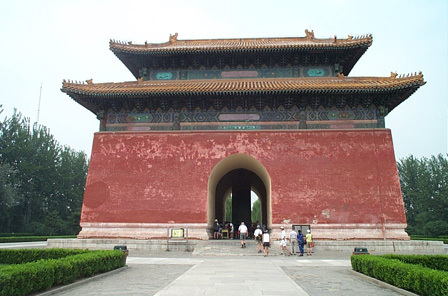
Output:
[
  {"xmin": 349, "ymin": 269, "xmax": 418, "ymax": 296},
  {"xmin": 35, "ymin": 266, "xmax": 128, "ymax": 296}
]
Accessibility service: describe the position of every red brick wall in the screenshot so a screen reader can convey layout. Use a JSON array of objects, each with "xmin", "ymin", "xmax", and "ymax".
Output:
[{"xmin": 81, "ymin": 129, "xmax": 406, "ymax": 226}]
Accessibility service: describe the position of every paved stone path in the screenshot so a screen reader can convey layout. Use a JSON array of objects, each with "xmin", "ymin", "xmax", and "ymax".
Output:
[
  {"xmin": 50, "ymin": 256, "xmax": 402, "ymax": 296},
  {"xmin": 283, "ymin": 265, "xmax": 400, "ymax": 295},
  {"xmin": 0, "ymin": 241, "xmax": 47, "ymax": 249},
  {"xmin": 53, "ymin": 263, "xmax": 192, "ymax": 296}
]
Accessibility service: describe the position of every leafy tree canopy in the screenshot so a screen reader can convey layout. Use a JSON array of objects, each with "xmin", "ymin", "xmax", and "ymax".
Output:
[
  {"xmin": 398, "ymin": 154, "xmax": 448, "ymax": 236},
  {"xmin": 0, "ymin": 107, "xmax": 88, "ymax": 235}
]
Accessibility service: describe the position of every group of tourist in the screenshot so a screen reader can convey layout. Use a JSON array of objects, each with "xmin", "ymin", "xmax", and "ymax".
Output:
[
  {"xmin": 250, "ymin": 225, "xmax": 313, "ymax": 257},
  {"xmin": 213, "ymin": 219, "xmax": 235, "ymax": 239},
  {"xmin": 213, "ymin": 219, "xmax": 313, "ymax": 257},
  {"xmin": 281, "ymin": 226, "xmax": 313, "ymax": 256},
  {"xmin": 251, "ymin": 224, "xmax": 270, "ymax": 256},
  {"xmin": 212, "ymin": 219, "xmax": 266, "ymax": 240},
  {"xmin": 253, "ymin": 225, "xmax": 313, "ymax": 257}
]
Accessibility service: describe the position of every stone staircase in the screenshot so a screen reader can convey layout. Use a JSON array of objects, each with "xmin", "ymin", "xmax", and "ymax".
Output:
[{"xmin": 192, "ymin": 239, "xmax": 274, "ymax": 256}]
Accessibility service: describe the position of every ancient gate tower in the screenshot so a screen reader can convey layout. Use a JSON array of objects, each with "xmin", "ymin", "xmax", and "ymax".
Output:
[{"xmin": 62, "ymin": 31, "xmax": 424, "ymax": 240}]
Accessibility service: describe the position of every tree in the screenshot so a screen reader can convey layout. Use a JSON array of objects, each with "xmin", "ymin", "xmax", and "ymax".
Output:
[
  {"xmin": 0, "ymin": 108, "xmax": 88, "ymax": 235},
  {"xmin": 225, "ymin": 194, "xmax": 232, "ymax": 222},
  {"xmin": 67, "ymin": 211, "xmax": 82, "ymax": 235},
  {"xmin": 398, "ymin": 154, "xmax": 448, "ymax": 236},
  {"xmin": 45, "ymin": 210, "xmax": 62, "ymax": 236},
  {"xmin": 0, "ymin": 162, "xmax": 21, "ymax": 231},
  {"xmin": 225, "ymin": 193, "xmax": 262, "ymax": 223},
  {"xmin": 251, "ymin": 199, "xmax": 261, "ymax": 224}
]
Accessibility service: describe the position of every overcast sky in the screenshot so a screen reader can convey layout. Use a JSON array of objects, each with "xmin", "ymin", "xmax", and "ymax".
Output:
[{"xmin": 1, "ymin": 0, "xmax": 447, "ymax": 161}]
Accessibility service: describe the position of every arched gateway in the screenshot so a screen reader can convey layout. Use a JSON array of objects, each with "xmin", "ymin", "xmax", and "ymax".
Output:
[
  {"xmin": 62, "ymin": 31, "xmax": 424, "ymax": 240},
  {"xmin": 208, "ymin": 154, "xmax": 271, "ymax": 232}
]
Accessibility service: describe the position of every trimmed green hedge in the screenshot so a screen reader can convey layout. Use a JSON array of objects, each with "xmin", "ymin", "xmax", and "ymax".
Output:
[
  {"xmin": 0, "ymin": 233, "xmax": 33, "ymax": 237},
  {"xmin": 0, "ymin": 235, "xmax": 76, "ymax": 243},
  {"xmin": 351, "ymin": 255, "xmax": 448, "ymax": 296},
  {"xmin": 382, "ymin": 254, "xmax": 448, "ymax": 272},
  {"xmin": 0, "ymin": 248, "xmax": 89, "ymax": 264},
  {"xmin": 410, "ymin": 235, "xmax": 448, "ymax": 244},
  {"xmin": 0, "ymin": 249, "xmax": 126, "ymax": 296}
]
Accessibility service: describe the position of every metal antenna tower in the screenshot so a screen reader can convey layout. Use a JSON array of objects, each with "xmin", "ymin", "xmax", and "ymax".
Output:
[{"xmin": 36, "ymin": 83, "xmax": 42, "ymax": 123}]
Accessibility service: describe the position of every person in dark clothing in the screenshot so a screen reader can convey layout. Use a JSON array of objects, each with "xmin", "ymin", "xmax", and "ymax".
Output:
[{"xmin": 297, "ymin": 229, "xmax": 305, "ymax": 256}]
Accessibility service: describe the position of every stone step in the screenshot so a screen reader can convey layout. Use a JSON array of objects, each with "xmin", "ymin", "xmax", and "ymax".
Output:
[{"xmin": 192, "ymin": 239, "xmax": 271, "ymax": 256}]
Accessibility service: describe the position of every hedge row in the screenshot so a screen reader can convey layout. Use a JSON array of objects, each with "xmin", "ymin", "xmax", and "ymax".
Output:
[
  {"xmin": 410, "ymin": 235, "xmax": 448, "ymax": 239},
  {"xmin": 381, "ymin": 254, "xmax": 448, "ymax": 272},
  {"xmin": 0, "ymin": 233, "xmax": 33, "ymax": 237},
  {"xmin": 0, "ymin": 250, "xmax": 126, "ymax": 296},
  {"xmin": 0, "ymin": 235, "xmax": 76, "ymax": 243},
  {"xmin": 410, "ymin": 236, "xmax": 448, "ymax": 244},
  {"xmin": 351, "ymin": 255, "xmax": 448, "ymax": 296},
  {"xmin": 0, "ymin": 248, "xmax": 89, "ymax": 264}
]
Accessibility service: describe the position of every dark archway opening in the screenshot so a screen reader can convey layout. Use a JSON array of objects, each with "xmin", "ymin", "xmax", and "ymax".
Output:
[{"xmin": 214, "ymin": 169, "xmax": 267, "ymax": 227}]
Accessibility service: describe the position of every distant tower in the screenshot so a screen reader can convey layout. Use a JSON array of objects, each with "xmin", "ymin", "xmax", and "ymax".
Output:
[{"xmin": 36, "ymin": 83, "xmax": 42, "ymax": 123}]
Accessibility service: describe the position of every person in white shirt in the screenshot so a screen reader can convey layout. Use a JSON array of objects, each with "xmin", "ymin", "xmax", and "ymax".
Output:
[
  {"xmin": 254, "ymin": 225, "xmax": 263, "ymax": 253},
  {"xmin": 289, "ymin": 227, "xmax": 298, "ymax": 255},
  {"xmin": 280, "ymin": 226, "xmax": 291, "ymax": 256},
  {"xmin": 238, "ymin": 222, "xmax": 248, "ymax": 248},
  {"xmin": 262, "ymin": 230, "xmax": 270, "ymax": 256}
]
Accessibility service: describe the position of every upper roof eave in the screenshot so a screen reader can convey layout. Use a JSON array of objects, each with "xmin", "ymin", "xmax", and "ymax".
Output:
[
  {"xmin": 109, "ymin": 31, "xmax": 373, "ymax": 55},
  {"xmin": 61, "ymin": 73, "xmax": 425, "ymax": 117}
]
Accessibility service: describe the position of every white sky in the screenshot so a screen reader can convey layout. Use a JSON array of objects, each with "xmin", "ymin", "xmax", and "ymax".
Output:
[{"xmin": 1, "ymin": 0, "xmax": 447, "ymax": 160}]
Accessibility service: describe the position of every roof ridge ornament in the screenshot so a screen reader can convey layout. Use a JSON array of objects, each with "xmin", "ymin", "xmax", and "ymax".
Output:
[
  {"xmin": 395, "ymin": 72, "xmax": 425, "ymax": 84},
  {"xmin": 169, "ymin": 33, "xmax": 178, "ymax": 43},
  {"xmin": 390, "ymin": 72, "xmax": 398, "ymax": 79},
  {"xmin": 305, "ymin": 29, "xmax": 314, "ymax": 40},
  {"xmin": 397, "ymin": 72, "xmax": 421, "ymax": 79},
  {"xmin": 86, "ymin": 79, "xmax": 93, "ymax": 85},
  {"xmin": 337, "ymin": 72, "xmax": 345, "ymax": 78}
]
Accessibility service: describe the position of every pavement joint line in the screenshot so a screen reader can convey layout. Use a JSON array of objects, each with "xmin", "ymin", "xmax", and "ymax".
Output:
[
  {"xmin": 348, "ymin": 269, "xmax": 419, "ymax": 296},
  {"xmin": 35, "ymin": 266, "xmax": 128, "ymax": 296},
  {"xmin": 272, "ymin": 258, "xmax": 310, "ymax": 295},
  {"xmin": 152, "ymin": 258, "xmax": 311, "ymax": 295},
  {"xmin": 153, "ymin": 264, "xmax": 199, "ymax": 296}
]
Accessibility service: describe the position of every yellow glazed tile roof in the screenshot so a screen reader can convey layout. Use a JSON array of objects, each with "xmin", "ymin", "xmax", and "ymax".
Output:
[
  {"xmin": 62, "ymin": 73, "xmax": 424, "ymax": 97},
  {"xmin": 109, "ymin": 31, "xmax": 373, "ymax": 54}
]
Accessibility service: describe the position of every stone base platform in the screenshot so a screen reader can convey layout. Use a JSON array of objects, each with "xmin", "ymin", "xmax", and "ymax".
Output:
[
  {"xmin": 46, "ymin": 238, "xmax": 445, "ymax": 255},
  {"xmin": 309, "ymin": 240, "xmax": 444, "ymax": 254},
  {"xmin": 47, "ymin": 238, "xmax": 196, "ymax": 252}
]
